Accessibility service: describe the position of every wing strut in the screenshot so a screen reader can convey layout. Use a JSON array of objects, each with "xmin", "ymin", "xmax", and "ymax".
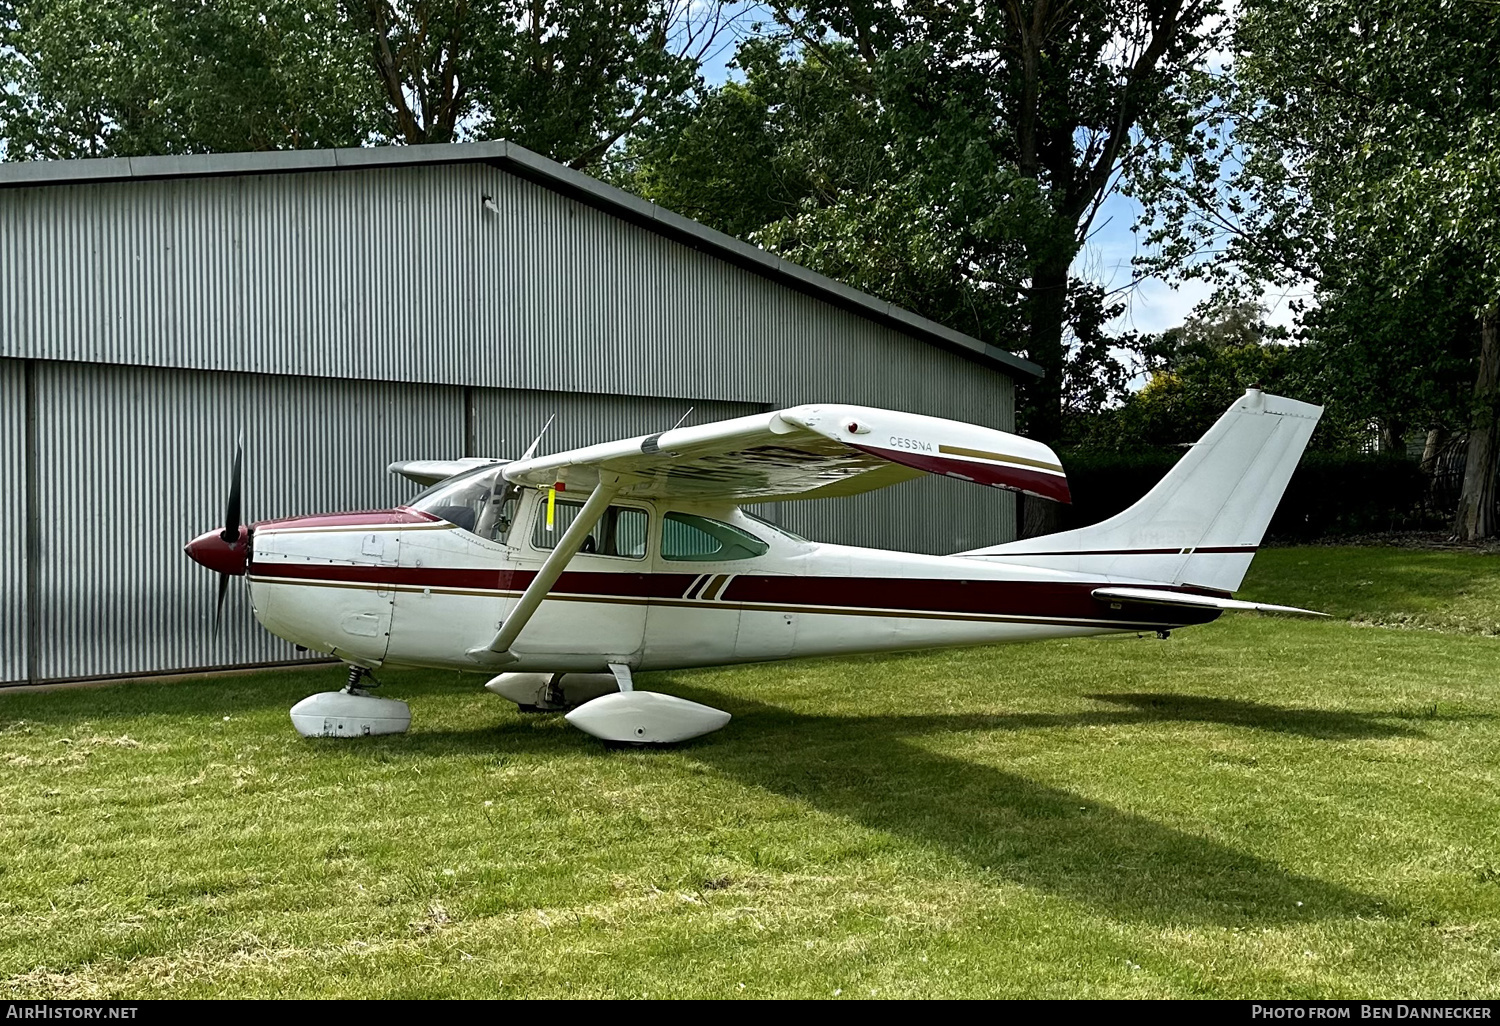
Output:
[{"xmin": 467, "ymin": 475, "xmax": 623, "ymax": 664}]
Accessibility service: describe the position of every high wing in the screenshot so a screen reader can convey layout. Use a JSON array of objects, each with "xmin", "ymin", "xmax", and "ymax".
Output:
[
  {"xmin": 497, "ymin": 404, "xmax": 1069, "ymax": 504},
  {"xmin": 390, "ymin": 457, "xmax": 506, "ymax": 488},
  {"xmin": 1092, "ymin": 587, "xmax": 1327, "ymax": 617}
]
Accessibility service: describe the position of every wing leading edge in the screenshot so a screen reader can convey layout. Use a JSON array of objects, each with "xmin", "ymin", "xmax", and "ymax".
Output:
[{"xmin": 496, "ymin": 404, "xmax": 1069, "ymax": 505}]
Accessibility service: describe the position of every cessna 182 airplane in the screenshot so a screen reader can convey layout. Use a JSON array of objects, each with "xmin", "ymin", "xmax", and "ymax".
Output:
[{"xmin": 185, "ymin": 387, "xmax": 1323, "ymax": 744}]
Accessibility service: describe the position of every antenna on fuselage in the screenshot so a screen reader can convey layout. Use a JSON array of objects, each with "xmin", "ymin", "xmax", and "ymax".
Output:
[
  {"xmin": 669, "ymin": 407, "xmax": 694, "ymax": 431},
  {"xmin": 520, "ymin": 414, "xmax": 555, "ymax": 460}
]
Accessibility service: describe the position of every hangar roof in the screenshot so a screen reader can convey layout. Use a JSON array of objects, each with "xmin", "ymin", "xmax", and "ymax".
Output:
[{"xmin": 0, "ymin": 140, "xmax": 1040, "ymax": 380}]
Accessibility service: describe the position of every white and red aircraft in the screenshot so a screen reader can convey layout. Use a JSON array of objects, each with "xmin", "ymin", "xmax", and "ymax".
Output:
[{"xmin": 185, "ymin": 388, "xmax": 1323, "ymax": 744}]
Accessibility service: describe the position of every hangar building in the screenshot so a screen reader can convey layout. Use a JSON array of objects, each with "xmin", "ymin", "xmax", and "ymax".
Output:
[{"xmin": 0, "ymin": 141, "xmax": 1038, "ymax": 685}]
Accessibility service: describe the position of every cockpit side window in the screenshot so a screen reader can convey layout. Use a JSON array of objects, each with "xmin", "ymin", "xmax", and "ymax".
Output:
[
  {"xmin": 531, "ymin": 496, "xmax": 648, "ymax": 559},
  {"xmin": 661, "ymin": 512, "xmax": 769, "ymax": 561}
]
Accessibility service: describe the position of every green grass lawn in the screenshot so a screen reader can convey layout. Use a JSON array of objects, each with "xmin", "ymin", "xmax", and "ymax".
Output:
[{"xmin": 2, "ymin": 547, "xmax": 1500, "ymax": 998}]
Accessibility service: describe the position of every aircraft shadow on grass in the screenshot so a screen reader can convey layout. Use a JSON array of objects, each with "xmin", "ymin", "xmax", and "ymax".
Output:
[
  {"xmin": 680, "ymin": 696, "xmax": 1391, "ymax": 929},
  {"xmin": 1, "ymin": 675, "xmax": 1414, "ymax": 928},
  {"xmin": 382, "ymin": 685, "xmax": 1407, "ymax": 930}
]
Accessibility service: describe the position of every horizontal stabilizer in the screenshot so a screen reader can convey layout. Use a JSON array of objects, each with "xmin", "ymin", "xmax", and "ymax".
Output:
[{"xmin": 1092, "ymin": 587, "xmax": 1327, "ymax": 618}]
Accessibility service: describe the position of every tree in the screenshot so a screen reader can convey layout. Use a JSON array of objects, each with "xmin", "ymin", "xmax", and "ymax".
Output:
[
  {"xmin": 1136, "ymin": 0, "xmax": 1500, "ymax": 538},
  {"xmin": 339, "ymin": 0, "xmax": 722, "ymax": 169},
  {"xmin": 1, "ymin": 0, "xmax": 723, "ymax": 172},
  {"xmin": 628, "ymin": 2, "xmax": 1230, "ymax": 447},
  {"xmin": 1070, "ymin": 302, "xmax": 1326, "ymax": 450},
  {"xmin": 0, "ymin": 0, "xmax": 380, "ymax": 158}
]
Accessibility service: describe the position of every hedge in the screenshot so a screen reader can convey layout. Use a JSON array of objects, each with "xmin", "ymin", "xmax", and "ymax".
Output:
[{"xmin": 1053, "ymin": 449, "xmax": 1439, "ymax": 540}]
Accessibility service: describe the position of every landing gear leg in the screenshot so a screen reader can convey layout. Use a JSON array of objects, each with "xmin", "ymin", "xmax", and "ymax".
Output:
[
  {"xmin": 485, "ymin": 672, "xmax": 621, "ymax": 711},
  {"xmin": 343, "ymin": 665, "xmax": 381, "ymax": 696},
  {"xmin": 537, "ymin": 673, "xmax": 568, "ymax": 712},
  {"xmin": 608, "ymin": 662, "xmax": 634, "ymax": 693}
]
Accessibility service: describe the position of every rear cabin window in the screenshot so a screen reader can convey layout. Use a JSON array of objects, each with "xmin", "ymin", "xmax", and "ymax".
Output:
[
  {"xmin": 532, "ymin": 498, "xmax": 648, "ymax": 559},
  {"xmin": 661, "ymin": 513, "xmax": 769, "ymax": 562}
]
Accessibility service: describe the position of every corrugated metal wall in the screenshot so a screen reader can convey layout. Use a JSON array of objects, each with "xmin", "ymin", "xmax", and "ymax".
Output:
[
  {"xmin": 0, "ymin": 360, "xmax": 26, "ymax": 683},
  {"xmin": 22, "ymin": 361, "xmax": 461, "ymax": 680},
  {"xmin": 466, "ymin": 390, "xmax": 765, "ymax": 468},
  {"xmin": 0, "ymin": 158, "xmax": 1020, "ymax": 682},
  {"xmin": 0, "ymin": 357, "xmax": 1013, "ymax": 683},
  {"xmin": 0, "ymin": 164, "xmax": 1014, "ymax": 431}
]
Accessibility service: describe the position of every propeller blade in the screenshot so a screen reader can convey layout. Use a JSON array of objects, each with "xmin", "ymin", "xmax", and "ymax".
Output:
[
  {"xmin": 213, "ymin": 572, "xmax": 230, "ymax": 638},
  {"xmin": 220, "ymin": 434, "xmax": 243, "ymax": 544}
]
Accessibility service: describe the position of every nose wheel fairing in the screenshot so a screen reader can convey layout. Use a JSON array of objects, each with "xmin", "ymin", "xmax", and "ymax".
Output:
[{"xmin": 289, "ymin": 690, "xmax": 411, "ymax": 737}]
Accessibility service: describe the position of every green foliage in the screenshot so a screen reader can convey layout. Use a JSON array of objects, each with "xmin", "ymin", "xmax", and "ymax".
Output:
[
  {"xmin": 1135, "ymin": 0, "xmax": 1500, "ymax": 436},
  {"xmin": 1065, "ymin": 303, "xmax": 1354, "ymax": 450},
  {"xmin": 1107, "ymin": 343, "xmax": 1303, "ymax": 448},
  {"xmin": 1052, "ymin": 446, "xmax": 1183, "ymax": 524},
  {"xmin": 620, "ymin": 34, "xmax": 1046, "ymax": 364},
  {"xmin": 0, "ymin": 0, "xmax": 380, "ymax": 158},
  {"xmin": 1059, "ymin": 449, "xmax": 1437, "ymax": 539},
  {"xmin": 0, "ymin": 0, "xmax": 712, "ymax": 169},
  {"xmin": 7, "ymin": 553, "xmax": 1500, "ymax": 995},
  {"xmin": 624, "ymin": 2, "xmax": 1232, "ymax": 439},
  {"xmin": 344, "ymin": 0, "xmax": 709, "ymax": 166},
  {"xmin": 1300, "ymin": 272, "xmax": 1480, "ymax": 442}
]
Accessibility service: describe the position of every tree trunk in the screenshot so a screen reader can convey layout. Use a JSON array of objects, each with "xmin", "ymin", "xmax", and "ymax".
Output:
[
  {"xmin": 1420, "ymin": 425, "xmax": 1447, "ymax": 473},
  {"xmin": 1014, "ymin": 255, "xmax": 1074, "ymax": 537},
  {"xmin": 1019, "ymin": 253, "xmax": 1071, "ymax": 538},
  {"xmin": 1454, "ymin": 306, "xmax": 1500, "ymax": 541},
  {"xmin": 1025, "ymin": 254, "xmax": 1070, "ymax": 445},
  {"xmin": 1020, "ymin": 493, "xmax": 1061, "ymax": 539},
  {"xmin": 1378, "ymin": 420, "xmax": 1404, "ymax": 455}
]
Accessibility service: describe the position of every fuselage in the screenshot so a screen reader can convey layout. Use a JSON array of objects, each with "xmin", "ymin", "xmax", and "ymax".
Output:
[{"xmin": 242, "ymin": 488, "xmax": 1216, "ymax": 674}]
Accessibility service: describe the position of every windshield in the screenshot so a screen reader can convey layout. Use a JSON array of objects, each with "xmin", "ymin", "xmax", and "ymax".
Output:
[{"xmin": 408, "ymin": 466, "xmax": 519, "ymax": 541}]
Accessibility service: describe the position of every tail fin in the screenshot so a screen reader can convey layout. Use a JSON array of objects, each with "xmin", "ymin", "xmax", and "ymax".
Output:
[{"xmin": 960, "ymin": 389, "xmax": 1322, "ymax": 594}]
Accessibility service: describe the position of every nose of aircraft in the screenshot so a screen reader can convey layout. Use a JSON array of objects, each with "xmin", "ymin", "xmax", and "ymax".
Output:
[{"xmin": 185, "ymin": 526, "xmax": 250, "ymax": 576}]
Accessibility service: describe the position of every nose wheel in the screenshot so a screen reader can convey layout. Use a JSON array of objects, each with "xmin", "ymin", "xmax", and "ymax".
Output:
[{"xmin": 289, "ymin": 665, "xmax": 409, "ymax": 738}]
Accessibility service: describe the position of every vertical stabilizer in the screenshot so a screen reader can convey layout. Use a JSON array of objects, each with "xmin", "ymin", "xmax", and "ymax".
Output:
[{"xmin": 959, "ymin": 389, "xmax": 1322, "ymax": 593}]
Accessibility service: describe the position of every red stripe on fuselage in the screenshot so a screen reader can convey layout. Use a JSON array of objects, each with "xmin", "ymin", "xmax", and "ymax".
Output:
[
  {"xmin": 719, "ymin": 575, "xmax": 1214, "ymax": 622},
  {"xmin": 246, "ymin": 561, "xmax": 1218, "ymax": 626},
  {"xmin": 248, "ymin": 562, "xmax": 704, "ymax": 598}
]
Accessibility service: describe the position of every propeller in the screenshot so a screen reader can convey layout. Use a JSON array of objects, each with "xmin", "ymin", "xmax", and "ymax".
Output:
[
  {"xmin": 220, "ymin": 435, "xmax": 243, "ymax": 543},
  {"xmin": 184, "ymin": 433, "xmax": 252, "ymax": 636},
  {"xmin": 213, "ymin": 435, "xmax": 244, "ymax": 637}
]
